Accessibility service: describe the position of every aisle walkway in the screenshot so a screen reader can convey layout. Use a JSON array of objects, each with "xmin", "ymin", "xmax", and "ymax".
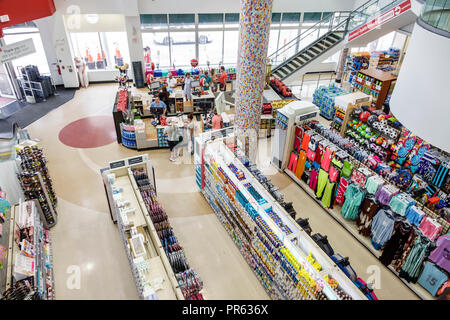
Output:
[{"xmin": 26, "ymin": 83, "xmax": 268, "ymax": 300}]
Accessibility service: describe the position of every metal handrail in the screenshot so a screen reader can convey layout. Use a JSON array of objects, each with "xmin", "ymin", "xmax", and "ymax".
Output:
[{"xmin": 269, "ymin": 0, "xmax": 403, "ymax": 67}]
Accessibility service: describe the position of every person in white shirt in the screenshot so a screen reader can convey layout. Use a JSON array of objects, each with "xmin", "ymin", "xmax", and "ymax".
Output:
[{"xmin": 167, "ymin": 74, "xmax": 177, "ymax": 93}]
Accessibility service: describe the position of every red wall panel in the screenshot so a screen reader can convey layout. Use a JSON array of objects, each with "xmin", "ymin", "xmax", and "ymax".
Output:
[{"xmin": 0, "ymin": 0, "xmax": 55, "ymax": 29}]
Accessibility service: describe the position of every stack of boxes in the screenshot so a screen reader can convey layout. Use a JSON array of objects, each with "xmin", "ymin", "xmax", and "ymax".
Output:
[{"xmin": 313, "ymin": 84, "xmax": 348, "ymax": 120}]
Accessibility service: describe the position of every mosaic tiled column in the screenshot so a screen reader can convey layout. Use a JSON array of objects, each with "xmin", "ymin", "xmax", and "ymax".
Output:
[{"xmin": 234, "ymin": 0, "xmax": 273, "ymax": 161}]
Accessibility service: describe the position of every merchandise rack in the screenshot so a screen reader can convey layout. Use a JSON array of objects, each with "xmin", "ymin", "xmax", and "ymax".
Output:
[
  {"xmin": 102, "ymin": 157, "xmax": 197, "ymax": 300},
  {"xmin": 196, "ymin": 133, "xmax": 367, "ymax": 300},
  {"xmin": 284, "ymin": 127, "xmax": 437, "ymax": 300},
  {"xmin": 4, "ymin": 200, "xmax": 54, "ymax": 299}
]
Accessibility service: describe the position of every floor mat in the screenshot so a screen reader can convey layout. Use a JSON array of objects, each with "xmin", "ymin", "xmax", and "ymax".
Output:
[{"xmin": 0, "ymin": 88, "xmax": 76, "ymax": 139}]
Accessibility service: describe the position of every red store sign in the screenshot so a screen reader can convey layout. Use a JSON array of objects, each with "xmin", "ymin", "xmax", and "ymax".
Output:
[{"xmin": 348, "ymin": 0, "xmax": 411, "ymax": 42}]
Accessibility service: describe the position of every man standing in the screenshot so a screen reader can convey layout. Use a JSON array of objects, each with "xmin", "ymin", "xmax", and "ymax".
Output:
[
  {"xmin": 168, "ymin": 74, "xmax": 178, "ymax": 92},
  {"xmin": 218, "ymin": 66, "xmax": 228, "ymax": 92}
]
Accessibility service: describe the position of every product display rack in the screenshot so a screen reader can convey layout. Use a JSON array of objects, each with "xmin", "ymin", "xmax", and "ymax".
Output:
[
  {"xmin": 196, "ymin": 132, "xmax": 367, "ymax": 300},
  {"xmin": 3, "ymin": 200, "xmax": 54, "ymax": 300},
  {"xmin": 283, "ymin": 123, "xmax": 446, "ymax": 300},
  {"xmin": 102, "ymin": 156, "xmax": 204, "ymax": 300},
  {"xmin": 353, "ymin": 68, "xmax": 397, "ymax": 109},
  {"xmin": 15, "ymin": 144, "xmax": 57, "ymax": 227}
]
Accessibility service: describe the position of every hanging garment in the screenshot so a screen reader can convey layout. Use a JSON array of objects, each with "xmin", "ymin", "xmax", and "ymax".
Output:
[
  {"xmin": 375, "ymin": 185, "xmax": 397, "ymax": 206},
  {"xmin": 306, "ymin": 148, "xmax": 316, "ymax": 162},
  {"xmin": 389, "ymin": 193, "xmax": 416, "ymax": 216},
  {"xmin": 316, "ymin": 169, "xmax": 329, "ymax": 199},
  {"xmin": 287, "ymin": 152, "xmax": 298, "ymax": 173},
  {"xmin": 293, "ymin": 136, "xmax": 301, "ymax": 153},
  {"xmin": 404, "ymin": 206, "xmax": 425, "ymax": 227},
  {"xmin": 335, "ymin": 177, "xmax": 349, "ymax": 205},
  {"xmin": 417, "ymin": 262, "xmax": 449, "ymax": 296},
  {"xmin": 370, "ymin": 209, "xmax": 395, "ymax": 250},
  {"xmin": 432, "ymin": 163, "xmax": 449, "ymax": 188},
  {"xmin": 399, "ymin": 236, "xmax": 432, "ymax": 283},
  {"xmin": 356, "ymin": 196, "xmax": 380, "ymax": 237},
  {"xmin": 365, "ymin": 175, "xmax": 384, "ymax": 195},
  {"xmin": 429, "ymin": 234, "xmax": 450, "ymax": 273},
  {"xmin": 341, "ymin": 184, "xmax": 366, "ymax": 220},
  {"xmin": 419, "ymin": 217, "xmax": 443, "ymax": 241},
  {"xmin": 351, "ymin": 169, "xmax": 368, "ymax": 189},
  {"xmin": 295, "ymin": 150, "xmax": 307, "ymax": 179},
  {"xmin": 328, "ymin": 164, "xmax": 339, "ymax": 183},
  {"xmin": 321, "ymin": 180, "xmax": 336, "ymax": 208},
  {"xmin": 391, "ymin": 232, "xmax": 418, "ymax": 273},
  {"xmin": 379, "ymin": 221, "xmax": 413, "ymax": 266},
  {"xmin": 341, "ymin": 160, "xmax": 353, "ymax": 179},
  {"xmin": 321, "ymin": 148, "xmax": 333, "ymax": 172},
  {"xmin": 314, "ymin": 144, "xmax": 324, "ymax": 164},
  {"xmin": 300, "ymin": 133, "xmax": 310, "ymax": 151},
  {"xmin": 309, "ymin": 169, "xmax": 319, "ymax": 191}
]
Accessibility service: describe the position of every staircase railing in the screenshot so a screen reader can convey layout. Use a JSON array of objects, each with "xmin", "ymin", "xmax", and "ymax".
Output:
[{"xmin": 269, "ymin": 0, "xmax": 406, "ymax": 68}]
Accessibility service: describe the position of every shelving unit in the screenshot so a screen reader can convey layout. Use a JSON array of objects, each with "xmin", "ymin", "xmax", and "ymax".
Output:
[
  {"xmin": 353, "ymin": 68, "xmax": 397, "ymax": 109},
  {"xmin": 195, "ymin": 131, "xmax": 367, "ymax": 300},
  {"xmin": 3, "ymin": 200, "xmax": 54, "ymax": 300}
]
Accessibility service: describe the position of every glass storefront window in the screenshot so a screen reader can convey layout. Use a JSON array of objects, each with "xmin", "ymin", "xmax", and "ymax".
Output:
[
  {"xmin": 140, "ymin": 14, "xmax": 168, "ymax": 30},
  {"xmin": 102, "ymin": 32, "xmax": 130, "ymax": 68},
  {"xmin": 198, "ymin": 14, "xmax": 224, "ymax": 29},
  {"xmin": 268, "ymin": 29, "xmax": 280, "ymax": 56},
  {"xmin": 199, "ymin": 31, "xmax": 223, "ymax": 65},
  {"xmin": 142, "ymin": 32, "xmax": 171, "ymax": 68},
  {"xmin": 169, "ymin": 14, "xmax": 195, "ymax": 29},
  {"xmin": 223, "ymin": 30, "xmax": 239, "ymax": 64},
  {"xmin": 225, "ymin": 13, "xmax": 240, "ymax": 28},
  {"xmin": 282, "ymin": 13, "xmax": 301, "ymax": 26},
  {"xmin": 170, "ymin": 32, "xmax": 196, "ymax": 68},
  {"xmin": 278, "ymin": 28, "xmax": 299, "ymax": 61}
]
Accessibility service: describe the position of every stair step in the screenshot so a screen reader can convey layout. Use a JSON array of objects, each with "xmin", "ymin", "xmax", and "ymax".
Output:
[
  {"xmin": 295, "ymin": 56, "xmax": 307, "ymax": 64},
  {"xmin": 283, "ymin": 64, "xmax": 295, "ymax": 73},
  {"xmin": 314, "ymin": 42, "xmax": 326, "ymax": 50},
  {"xmin": 309, "ymin": 46, "xmax": 321, "ymax": 55},
  {"xmin": 304, "ymin": 50, "xmax": 316, "ymax": 58},
  {"xmin": 290, "ymin": 59, "xmax": 301, "ymax": 68},
  {"xmin": 275, "ymin": 69, "xmax": 287, "ymax": 78},
  {"xmin": 312, "ymin": 44, "xmax": 324, "ymax": 53},
  {"xmin": 328, "ymin": 33, "xmax": 342, "ymax": 42}
]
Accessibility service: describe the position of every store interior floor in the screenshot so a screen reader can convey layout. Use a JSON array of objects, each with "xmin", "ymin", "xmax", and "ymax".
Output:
[{"xmin": 25, "ymin": 79, "xmax": 418, "ymax": 300}]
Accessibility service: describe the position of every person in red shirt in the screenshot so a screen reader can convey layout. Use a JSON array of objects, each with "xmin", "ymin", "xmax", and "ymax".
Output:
[
  {"xmin": 218, "ymin": 66, "xmax": 228, "ymax": 92},
  {"xmin": 211, "ymin": 109, "xmax": 224, "ymax": 130}
]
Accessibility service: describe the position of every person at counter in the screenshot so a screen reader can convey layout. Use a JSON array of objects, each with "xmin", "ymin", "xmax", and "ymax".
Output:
[
  {"xmin": 218, "ymin": 66, "xmax": 228, "ymax": 92},
  {"xmin": 158, "ymin": 86, "xmax": 170, "ymax": 108},
  {"xmin": 150, "ymin": 96, "xmax": 167, "ymax": 118},
  {"xmin": 200, "ymin": 71, "xmax": 211, "ymax": 91},
  {"xmin": 167, "ymin": 74, "xmax": 177, "ymax": 93},
  {"xmin": 184, "ymin": 72, "xmax": 193, "ymax": 104}
]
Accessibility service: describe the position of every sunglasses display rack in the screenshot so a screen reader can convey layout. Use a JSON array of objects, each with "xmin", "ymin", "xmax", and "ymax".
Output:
[
  {"xmin": 16, "ymin": 145, "xmax": 57, "ymax": 228},
  {"xmin": 131, "ymin": 167, "xmax": 204, "ymax": 300},
  {"xmin": 1, "ymin": 200, "xmax": 54, "ymax": 300},
  {"xmin": 102, "ymin": 158, "xmax": 205, "ymax": 300},
  {"xmin": 198, "ymin": 137, "xmax": 367, "ymax": 300}
]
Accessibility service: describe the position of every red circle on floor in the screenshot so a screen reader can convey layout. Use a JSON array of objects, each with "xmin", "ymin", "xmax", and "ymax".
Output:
[{"xmin": 59, "ymin": 116, "xmax": 117, "ymax": 148}]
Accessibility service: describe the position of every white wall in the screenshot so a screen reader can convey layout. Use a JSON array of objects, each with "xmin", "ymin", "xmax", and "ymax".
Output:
[
  {"xmin": 54, "ymin": 0, "xmax": 138, "ymax": 15},
  {"xmin": 34, "ymin": 16, "xmax": 65, "ymax": 85},
  {"xmin": 390, "ymin": 23, "xmax": 450, "ymax": 152},
  {"xmin": 124, "ymin": 15, "xmax": 145, "ymax": 83},
  {"xmin": 64, "ymin": 14, "xmax": 126, "ymax": 32}
]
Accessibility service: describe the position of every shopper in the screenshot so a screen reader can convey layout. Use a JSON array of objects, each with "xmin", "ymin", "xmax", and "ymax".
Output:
[
  {"xmin": 168, "ymin": 74, "xmax": 178, "ymax": 92},
  {"xmin": 218, "ymin": 66, "xmax": 228, "ymax": 92},
  {"xmin": 200, "ymin": 71, "xmax": 212, "ymax": 91},
  {"xmin": 184, "ymin": 72, "xmax": 193, "ymax": 104},
  {"xmin": 150, "ymin": 96, "xmax": 167, "ymax": 116},
  {"xmin": 211, "ymin": 69, "xmax": 218, "ymax": 93},
  {"xmin": 186, "ymin": 113, "xmax": 195, "ymax": 154},
  {"xmin": 211, "ymin": 109, "xmax": 224, "ymax": 130},
  {"xmin": 164, "ymin": 119, "xmax": 181, "ymax": 161},
  {"xmin": 74, "ymin": 57, "xmax": 89, "ymax": 88},
  {"xmin": 158, "ymin": 85, "xmax": 170, "ymax": 108}
]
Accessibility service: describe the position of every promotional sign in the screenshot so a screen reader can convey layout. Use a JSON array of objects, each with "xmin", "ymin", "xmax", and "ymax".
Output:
[
  {"xmin": 348, "ymin": 0, "xmax": 411, "ymax": 42},
  {"xmin": 0, "ymin": 38, "xmax": 36, "ymax": 64}
]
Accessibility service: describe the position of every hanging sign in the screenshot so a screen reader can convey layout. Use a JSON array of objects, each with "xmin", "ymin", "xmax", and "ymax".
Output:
[
  {"xmin": 0, "ymin": 38, "xmax": 36, "ymax": 64},
  {"xmin": 348, "ymin": 0, "xmax": 411, "ymax": 42}
]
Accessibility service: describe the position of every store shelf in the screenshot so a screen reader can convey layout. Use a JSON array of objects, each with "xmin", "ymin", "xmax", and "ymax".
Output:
[{"xmin": 284, "ymin": 168, "xmax": 434, "ymax": 301}]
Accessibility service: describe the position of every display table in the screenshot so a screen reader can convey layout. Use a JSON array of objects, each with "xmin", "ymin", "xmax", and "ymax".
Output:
[{"xmin": 332, "ymin": 92, "xmax": 372, "ymax": 136}]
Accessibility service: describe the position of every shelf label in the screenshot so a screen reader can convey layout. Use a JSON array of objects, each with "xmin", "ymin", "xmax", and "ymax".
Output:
[
  {"xmin": 128, "ymin": 156, "xmax": 144, "ymax": 165},
  {"xmin": 109, "ymin": 160, "xmax": 126, "ymax": 169}
]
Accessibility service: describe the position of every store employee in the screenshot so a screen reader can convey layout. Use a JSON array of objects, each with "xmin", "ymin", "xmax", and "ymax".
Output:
[
  {"xmin": 168, "ymin": 74, "xmax": 178, "ymax": 93},
  {"xmin": 150, "ymin": 96, "xmax": 167, "ymax": 116}
]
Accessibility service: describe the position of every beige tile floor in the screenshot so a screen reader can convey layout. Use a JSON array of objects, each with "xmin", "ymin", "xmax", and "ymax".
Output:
[{"xmin": 25, "ymin": 81, "xmax": 418, "ymax": 300}]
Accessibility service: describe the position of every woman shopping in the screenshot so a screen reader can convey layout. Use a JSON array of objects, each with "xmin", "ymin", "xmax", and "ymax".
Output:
[
  {"xmin": 164, "ymin": 119, "xmax": 181, "ymax": 162},
  {"xmin": 183, "ymin": 72, "xmax": 193, "ymax": 104}
]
